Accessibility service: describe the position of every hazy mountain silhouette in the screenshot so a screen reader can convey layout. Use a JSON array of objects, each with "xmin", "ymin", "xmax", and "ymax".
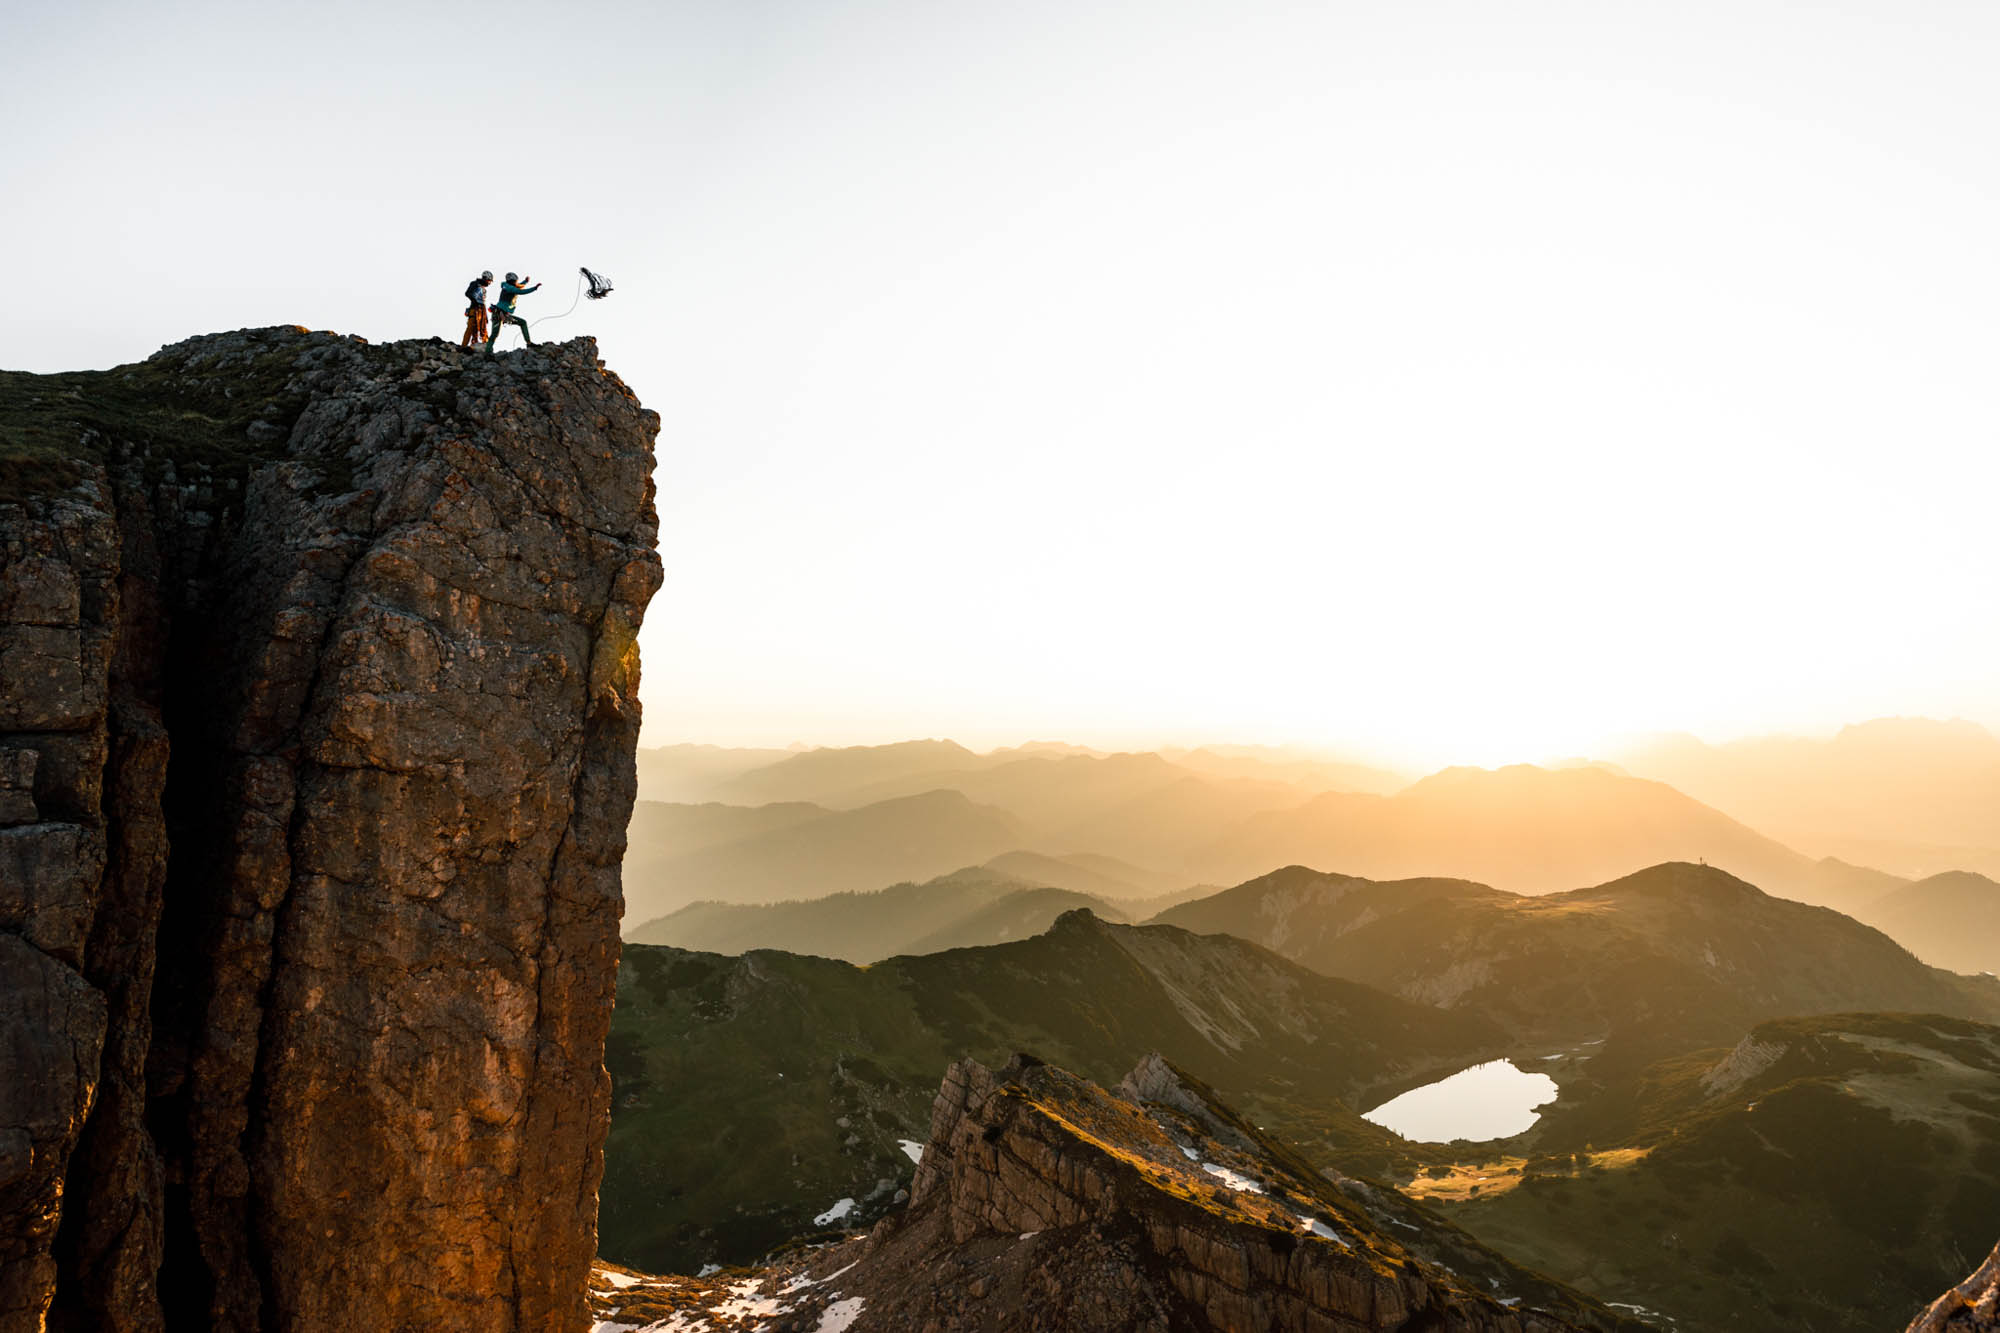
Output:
[
  {"xmin": 1616, "ymin": 717, "xmax": 2000, "ymax": 878},
  {"xmin": 828, "ymin": 751, "xmax": 1190, "ymax": 825},
  {"xmin": 982, "ymin": 849, "xmax": 1186, "ymax": 899},
  {"xmin": 634, "ymin": 743, "xmax": 796, "ymax": 803},
  {"xmin": 1861, "ymin": 871, "xmax": 2000, "ymax": 976},
  {"xmin": 710, "ymin": 739, "xmax": 986, "ymax": 805},
  {"xmin": 717, "ymin": 748, "xmax": 1330, "ymax": 863},
  {"xmin": 1046, "ymin": 772, "xmax": 1321, "ymax": 866},
  {"xmin": 1164, "ymin": 861, "xmax": 2000, "ymax": 1066},
  {"xmin": 1160, "ymin": 744, "xmax": 1409, "ymax": 795},
  {"xmin": 1191, "ymin": 763, "xmax": 1879, "ymax": 907},
  {"xmin": 620, "ymin": 789, "xmax": 1025, "ymax": 922},
  {"xmin": 623, "ymin": 799, "xmax": 829, "ymax": 888},
  {"xmin": 624, "ymin": 869, "xmax": 1132, "ymax": 962}
]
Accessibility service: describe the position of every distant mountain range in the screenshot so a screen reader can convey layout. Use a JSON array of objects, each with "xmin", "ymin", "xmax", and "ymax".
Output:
[
  {"xmin": 1860, "ymin": 871, "xmax": 2000, "ymax": 976},
  {"xmin": 1615, "ymin": 717, "xmax": 2000, "ymax": 878},
  {"xmin": 1186, "ymin": 763, "xmax": 1885, "ymax": 907},
  {"xmin": 1158, "ymin": 861, "xmax": 2000, "ymax": 1067},
  {"xmin": 983, "ymin": 849, "xmax": 1192, "ymax": 899},
  {"xmin": 624, "ymin": 733, "xmax": 1999, "ymax": 946},
  {"xmin": 626, "ymin": 867, "xmax": 1133, "ymax": 962},
  {"xmin": 619, "ymin": 789, "xmax": 1025, "ymax": 923},
  {"xmin": 634, "ymin": 743, "xmax": 797, "ymax": 803},
  {"xmin": 640, "ymin": 739, "xmax": 1408, "ymax": 810}
]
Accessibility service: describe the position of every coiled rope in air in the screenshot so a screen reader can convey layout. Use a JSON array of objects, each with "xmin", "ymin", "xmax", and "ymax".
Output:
[{"xmin": 530, "ymin": 267, "xmax": 615, "ymax": 331}]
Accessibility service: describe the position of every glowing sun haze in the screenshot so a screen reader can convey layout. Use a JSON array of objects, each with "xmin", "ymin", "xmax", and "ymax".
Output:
[{"xmin": 6, "ymin": 1, "xmax": 1997, "ymax": 771}]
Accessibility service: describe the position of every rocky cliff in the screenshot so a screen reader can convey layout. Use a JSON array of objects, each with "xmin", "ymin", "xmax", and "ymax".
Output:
[
  {"xmin": 584, "ymin": 1054, "xmax": 1648, "ymax": 1332},
  {"xmin": 0, "ymin": 328, "xmax": 661, "ymax": 1332},
  {"xmin": 1909, "ymin": 1240, "xmax": 2000, "ymax": 1332}
]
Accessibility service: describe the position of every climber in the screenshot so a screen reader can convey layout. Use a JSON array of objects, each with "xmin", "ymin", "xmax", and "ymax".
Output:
[
  {"xmin": 460, "ymin": 270, "xmax": 494, "ymax": 348},
  {"xmin": 486, "ymin": 272, "xmax": 541, "ymax": 351}
]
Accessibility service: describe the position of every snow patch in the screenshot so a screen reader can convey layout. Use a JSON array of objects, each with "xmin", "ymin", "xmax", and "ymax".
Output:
[
  {"xmin": 813, "ymin": 1197, "xmax": 857, "ymax": 1226},
  {"xmin": 714, "ymin": 1278, "xmax": 788, "ymax": 1321},
  {"xmin": 779, "ymin": 1262, "xmax": 858, "ymax": 1295},
  {"xmin": 1296, "ymin": 1215, "xmax": 1347, "ymax": 1245},
  {"xmin": 897, "ymin": 1139, "xmax": 925, "ymax": 1164},
  {"xmin": 595, "ymin": 1270, "xmax": 643, "ymax": 1290},
  {"xmin": 815, "ymin": 1297, "xmax": 867, "ymax": 1332},
  {"xmin": 1200, "ymin": 1163, "xmax": 1264, "ymax": 1193},
  {"xmin": 696, "ymin": 1263, "xmax": 721, "ymax": 1277}
]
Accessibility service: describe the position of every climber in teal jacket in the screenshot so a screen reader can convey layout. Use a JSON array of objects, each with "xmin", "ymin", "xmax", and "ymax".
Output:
[{"xmin": 486, "ymin": 272, "xmax": 541, "ymax": 350}]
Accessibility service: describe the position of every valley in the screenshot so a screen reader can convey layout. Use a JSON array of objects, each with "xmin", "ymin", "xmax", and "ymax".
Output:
[{"xmin": 601, "ymin": 776, "xmax": 2000, "ymax": 1333}]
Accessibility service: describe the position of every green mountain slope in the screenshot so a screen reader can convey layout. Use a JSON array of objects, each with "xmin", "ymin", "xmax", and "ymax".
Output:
[
  {"xmin": 1154, "ymin": 864, "xmax": 1503, "ymax": 955},
  {"xmin": 1171, "ymin": 861, "xmax": 2000, "ymax": 1070},
  {"xmin": 1451, "ymin": 1013, "xmax": 2000, "ymax": 1332},
  {"xmin": 599, "ymin": 911, "xmax": 1500, "ymax": 1274},
  {"xmin": 899, "ymin": 885, "xmax": 1130, "ymax": 954}
]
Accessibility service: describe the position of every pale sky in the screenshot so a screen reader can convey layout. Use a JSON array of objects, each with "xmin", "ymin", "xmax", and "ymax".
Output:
[{"xmin": 5, "ymin": 1, "xmax": 1998, "ymax": 770}]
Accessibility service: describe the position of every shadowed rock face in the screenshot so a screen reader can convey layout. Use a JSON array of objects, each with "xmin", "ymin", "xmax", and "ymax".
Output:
[{"xmin": 0, "ymin": 328, "xmax": 660, "ymax": 1332}]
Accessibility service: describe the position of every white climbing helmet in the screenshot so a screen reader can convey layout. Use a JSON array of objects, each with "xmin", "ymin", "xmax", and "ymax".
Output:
[
  {"xmin": 481, "ymin": 270, "xmax": 493, "ymax": 281},
  {"xmin": 504, "ymin": 272, "xmax": 518, "ymax": 283}
]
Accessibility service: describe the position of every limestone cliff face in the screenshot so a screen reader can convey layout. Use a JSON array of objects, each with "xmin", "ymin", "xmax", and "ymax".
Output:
[{"xmin": 0, "ymin": 328, "xmax": 661, "ymax": 1332}]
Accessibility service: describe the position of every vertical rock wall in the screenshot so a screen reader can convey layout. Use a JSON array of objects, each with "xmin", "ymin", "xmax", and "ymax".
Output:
[{"xmin": 0, "ymin": 329, "xmax": 661, "ymax": 1332}]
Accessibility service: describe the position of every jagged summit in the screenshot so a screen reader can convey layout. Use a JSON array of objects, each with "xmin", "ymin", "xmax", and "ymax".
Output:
[
  {"xmin": 1, "ymin": 327, "xmax": 660, "ymax": 1330},
  {"xmin": 588, "ymin": 1053, "xmax": 1646, "ymax": 1332}
]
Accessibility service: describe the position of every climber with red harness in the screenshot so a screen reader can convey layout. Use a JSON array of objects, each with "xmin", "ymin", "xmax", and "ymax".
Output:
[{"xmin": 460, "ymin": 271, "xmax": 494, "ymax": 348}]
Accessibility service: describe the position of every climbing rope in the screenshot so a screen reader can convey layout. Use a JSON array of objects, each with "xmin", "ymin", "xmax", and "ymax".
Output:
[
  {"xmin": 529, "ymin": 272, "xmax": 588, "ymax": 331},
  {"xmin": 530, "ymin": 268, "xmax": 614, "ymax": 331}
]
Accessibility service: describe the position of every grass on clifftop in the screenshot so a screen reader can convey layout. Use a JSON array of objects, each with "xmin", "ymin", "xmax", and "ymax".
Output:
[{"xmin": 0, "ymin": 331, "xmax": 314, "ymax": 501}]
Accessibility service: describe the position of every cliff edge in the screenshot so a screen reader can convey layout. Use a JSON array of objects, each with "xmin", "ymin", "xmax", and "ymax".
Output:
[
  {"xmin": 1909, "ymin": 1239, "xmax": 2000, "ymax": 1332},
  {"xmin": 0, "ymin": 328, "xmax": 661, "ymax": 1332}
]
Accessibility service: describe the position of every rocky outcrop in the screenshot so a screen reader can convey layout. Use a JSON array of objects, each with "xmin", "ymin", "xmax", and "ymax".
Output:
[
  {"xmin": 1909, "ymin": 1240, "xmax": 2000, "ymax": 1332},
  {"xmin": 585, "ymin": 1054, "xmax": 1647, "ymax": 1332},
  {"xmin": 0, "ymin": 328, "xmax": 660, "ymax": 1332}
]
